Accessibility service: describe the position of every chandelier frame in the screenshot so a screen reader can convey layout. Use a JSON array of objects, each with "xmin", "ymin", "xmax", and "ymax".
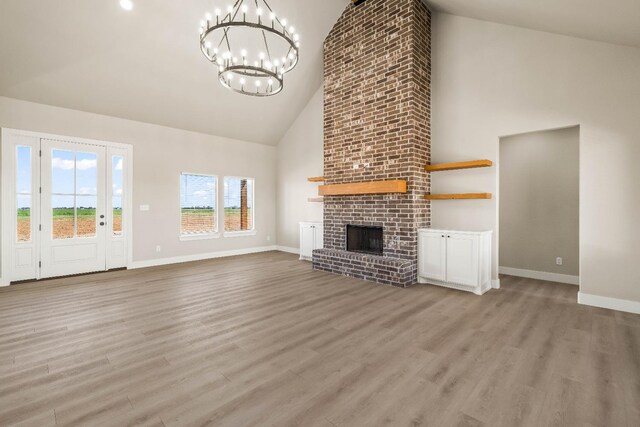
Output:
[{"xmin": 199, "ymin": 0, "xmax": 300, "ymax": 97}]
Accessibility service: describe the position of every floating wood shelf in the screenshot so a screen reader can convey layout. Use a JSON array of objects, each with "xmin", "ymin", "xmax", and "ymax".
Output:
[
  {"xmin": 307, "ymin": 176, "xmax": 325, "ymax": 182},
  {"xmin": 425, "ymin": 160, "xmax": 493, "ymax": 172},
  {"xmin": 319, "ymin": 180, "xmax": 407, "ymax": 196},
  {"xmin": 308, "ymin": 197, "xmax": 324, "ymax": 203},
  {"xmin": 425, "ymin": 193, "xmax": 493, "ymax": 200}
]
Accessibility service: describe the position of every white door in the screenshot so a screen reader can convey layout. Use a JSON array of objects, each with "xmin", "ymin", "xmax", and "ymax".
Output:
[
  {"xmin": 300, "ymin": 224, "xmax": 316, "ymax": 260},
  {"xmin": 445, "ymin": 233, "xmax": 479, "ymax": 287},
  {"xmin": 418, "ymin": 231, "xmax": 447, "ymax": 281},
  {"xmin": 40, "ymin": 139, "xmax": 107, "ymax": 278}
]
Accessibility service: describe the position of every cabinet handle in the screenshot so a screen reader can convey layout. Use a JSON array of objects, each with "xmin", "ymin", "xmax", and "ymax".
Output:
[
  {"xmin": 447, "ymin": 235, "xmax": 451, "ymax": 238},
  {"xmin": 441, "ymin": 235, "xmax": 444, "ymax": 238}
]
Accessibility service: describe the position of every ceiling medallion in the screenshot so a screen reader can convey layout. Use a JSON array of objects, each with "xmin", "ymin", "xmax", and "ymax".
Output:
[{"xmin": 199, "ymin": 0, "xmax": 300, "ymax": 97}]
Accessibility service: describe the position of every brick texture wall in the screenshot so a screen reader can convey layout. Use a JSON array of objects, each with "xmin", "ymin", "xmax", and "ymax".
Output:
[{"xmin": 314, "ymin": 0, "xmax": 431, "ymax": 287}]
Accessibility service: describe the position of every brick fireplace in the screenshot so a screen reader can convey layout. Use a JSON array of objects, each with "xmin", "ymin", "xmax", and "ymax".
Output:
[{"xmin": 312, "ymin": 0, "xmax": 432, "ymax": 287}]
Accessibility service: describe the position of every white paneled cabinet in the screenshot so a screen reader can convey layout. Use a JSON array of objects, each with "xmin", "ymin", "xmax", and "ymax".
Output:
[
  {"xmin": 300, "ymin": 222, "xmax": 323, "ymax": 261},
  {"xmin": 418, "ymin": 229, "xmax": 492, "ymax": 295}
]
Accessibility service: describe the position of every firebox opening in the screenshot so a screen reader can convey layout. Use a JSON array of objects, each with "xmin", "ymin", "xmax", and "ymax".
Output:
[{"xmin": 347, "ymin": 225, "xmax": 383, "ymax": 256}]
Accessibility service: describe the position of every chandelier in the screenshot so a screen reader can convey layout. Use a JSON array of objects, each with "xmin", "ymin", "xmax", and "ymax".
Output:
[{"xmin": 199, "ymin": 0, "xmax": 300, "ymax": 97}]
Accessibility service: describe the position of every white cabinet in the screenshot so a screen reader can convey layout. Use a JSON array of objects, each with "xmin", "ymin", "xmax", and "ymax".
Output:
[
  {"xmin": 418, "ymin": 230, "xmax": 447, "ymax": 281},
  {"xmin": 300, "ymin": 222, "xmax": 323, "ymax": 261},
  {"xmin": 418, "ymin": 229, "xmax": 492, "ymax": 295}
]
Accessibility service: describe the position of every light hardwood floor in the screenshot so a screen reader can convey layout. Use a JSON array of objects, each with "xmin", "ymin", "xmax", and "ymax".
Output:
[{"xmin": 0, "ymin": 251, "xmax": 638, "ymax": 426}]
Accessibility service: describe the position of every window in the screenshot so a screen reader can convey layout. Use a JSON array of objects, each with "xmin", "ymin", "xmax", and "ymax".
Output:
[
  {"xmin": 16, "ymin": 146, "xmax": 32, "ymax": 242},
  {"xmin": 224, "ymin": 177, "xmax": 254, "ymax": 233},
  {"xmin": 180, "ymin": 173, "xmax": 217, "ymax": 236},
  {"xmin": 112, "ymin": 156, "xmax": 124, "ymax": 236}
]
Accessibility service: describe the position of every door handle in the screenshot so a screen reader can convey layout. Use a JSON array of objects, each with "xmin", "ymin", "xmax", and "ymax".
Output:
[
  {"xmin": 100, "ymin": 214, "xmax": 105, "ymax": 219},
  {"xmin": 100, "ymin": 222, "xmax": 105, "ymax": 226}
]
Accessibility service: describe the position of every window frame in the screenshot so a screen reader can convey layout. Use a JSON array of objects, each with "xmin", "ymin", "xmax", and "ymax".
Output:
[
  {"xmin": 179, "ymin": 172, "xmax": 220, "ymax": 241},
  {"xmin": 223, "ymin": 176, "xmax": 256, "ymax": 237}
]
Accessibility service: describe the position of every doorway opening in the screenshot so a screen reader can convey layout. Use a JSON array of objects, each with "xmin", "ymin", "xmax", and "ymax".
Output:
[{"xmin": 498, "ymin": 126, "xmax": 580, "ymax": 285}]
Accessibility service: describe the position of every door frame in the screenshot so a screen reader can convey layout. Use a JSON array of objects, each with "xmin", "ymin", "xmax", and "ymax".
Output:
[{"xmin": 1, "ymin": 128, "xmax": 133, "ymax": 285}]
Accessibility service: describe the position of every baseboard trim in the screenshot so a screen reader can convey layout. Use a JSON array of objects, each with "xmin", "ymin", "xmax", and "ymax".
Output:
[
  {"xmin": 276, "ymin": 245, "xmax": 299, "ymax": 255},
  {"xmin": 578, "ymin": 292, "xmax": 640, "ymax": 315},
  {"xmin": 492, "ymin": 279, "xmax": 500, "ymax": 289},
  {"xmin": 499, "ymin": 266, "xmax": 579, "ymax": 285},
  {"xmin": 129, "ymin": 246, "xmax": 278, "ymax": 269}
]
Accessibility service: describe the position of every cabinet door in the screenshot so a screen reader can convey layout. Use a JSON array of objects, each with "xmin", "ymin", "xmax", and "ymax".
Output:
[
  {"xmin": 418, "ymin": 232, "xmax": 446, "ymax": 281},
  {"xmin": 314, "ymin": 224, "xmax": 324, "ymax": 250},
  {"xmin": 445, "ymin": 233, "xmax": 479, "ymax": 287},
  {"xmin": 300, "ymin": 225, "xmax": 315, "ymax": 260}
]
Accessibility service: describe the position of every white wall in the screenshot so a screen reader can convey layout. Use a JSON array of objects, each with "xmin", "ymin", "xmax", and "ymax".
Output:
[
  {"xmin": 0, "ymin": 96, "xmax": 277, "ymax": 273},
  {"xmin": 499, "ymin": 127, "xmax": 579, "ymax": 277},
  {"xmin": 431, "ymin": 14, "xmax": 640, "ymax": 303},
  {"xmin": 276, "ymin": 86, "xmax": 324, "ymax": 250}
]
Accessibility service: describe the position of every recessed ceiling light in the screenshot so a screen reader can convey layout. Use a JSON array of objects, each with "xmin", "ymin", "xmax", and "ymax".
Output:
[{"xmin": 120, "ymin": 0, "xmax": 133, "ymax": 11}]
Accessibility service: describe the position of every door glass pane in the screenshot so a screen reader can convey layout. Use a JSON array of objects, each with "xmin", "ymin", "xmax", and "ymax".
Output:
[
  {"xmin": 53, "ymin": 195, "xmax": 75, "ymax": 240},
  {"xmin": 112, "ymin": 156, "xmax": 124, "ymax": 236},
  {"xmin": 52, "ymin": 150, "xmax": 75, "ymax": 194},
  {"xmin": 17, "ymin": 195, "xmax": 31, "ymax": 242},
  {"xmin": 113, "ymin": 197, "xmax": 123, "ymax": 235},
  {"xmin": 76, "ymin": 152, "xmax": 97, "ymax": 195},
  {"xmin": 16, "ymin": 146, "xmax": 31, "ymax": 193},
  {"xmin": 77, "ymin": 196, "xmax": 97, "ymax": 238},
  {"xmin": 16, "ymin": 146, "xmax": 32, "ymax": 242}
]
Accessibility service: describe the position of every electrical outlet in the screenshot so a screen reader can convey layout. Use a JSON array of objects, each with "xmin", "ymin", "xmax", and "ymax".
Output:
[
  {"xmin": 556, "ymin": 257, "xmax": 563, "ymax": 265},
  {"xmin": 156, "ymin": 245, "xmax": 162, "ymax": 253}
]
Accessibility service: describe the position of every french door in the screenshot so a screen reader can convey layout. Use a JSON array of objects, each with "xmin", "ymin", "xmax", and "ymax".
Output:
[
  {"xmin": 40, "ymin": 139, "xmax": 107, "ymax": 278},
  {"xmin": 1, "ymin": 129, "xmax": 131, "ymax": 284}
]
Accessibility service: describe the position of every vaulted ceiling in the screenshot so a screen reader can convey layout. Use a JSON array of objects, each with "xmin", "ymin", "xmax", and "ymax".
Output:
[
  {"xmin": 425, "ymin": 0, "xmax": 640, "ymax": 49},
  {"xmin": 0, "ymin": 0, "xmax": 347, "ymax": 145},
  {"xmin": 1, "ymin": 0, "xmax": 638, "ymax": 146}
]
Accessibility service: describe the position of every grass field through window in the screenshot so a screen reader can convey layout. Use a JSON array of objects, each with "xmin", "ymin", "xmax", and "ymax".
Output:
[
  {"xmin": 17, "ymin": 208, "xmax": 123, "ymax": 241},
  {"xmin": 180, "ymin": 208, "xmax": 252, "ymax": 234},
  {"xmin": 17, "ymin": 207, "xmax": 252, "ymax": 240}
]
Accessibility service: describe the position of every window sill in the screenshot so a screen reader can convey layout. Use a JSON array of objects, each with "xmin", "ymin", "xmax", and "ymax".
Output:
[
  {"xmin": 180, "ymin": 233, "xmax": 220, "ymax": 241},
  {"xmin": 224, "ymin": 230, "xmax": 257, "ymax": 238}
]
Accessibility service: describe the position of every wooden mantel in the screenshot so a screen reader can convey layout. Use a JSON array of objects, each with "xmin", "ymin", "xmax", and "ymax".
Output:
[{"xmin": 319, "ymin": 180, "xmax": 407, "ymax": 196}]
